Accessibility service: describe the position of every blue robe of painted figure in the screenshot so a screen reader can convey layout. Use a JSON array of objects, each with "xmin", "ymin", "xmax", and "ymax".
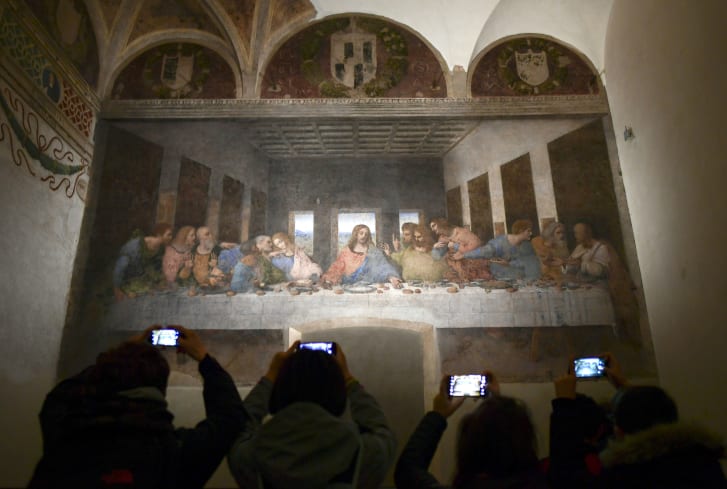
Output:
[
  {"xmin": 342, "ymin": 247, "xmax": 400, "ymax": 285},
  {"xmin": 217, "ymin": 248, "xmax": 243, "ymax": 274},
  {"xmin": 230, "ymin": 261, "xmax": 256, "ymax": 293},
  {"xmin": 463, "ymin": 235, "xmax": 541, "ymax": 280}
]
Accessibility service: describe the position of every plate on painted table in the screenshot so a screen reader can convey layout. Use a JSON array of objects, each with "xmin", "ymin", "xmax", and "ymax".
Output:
[{"xmin": 343, "ymin": 283, "xmax": 377, "ymax": 294}]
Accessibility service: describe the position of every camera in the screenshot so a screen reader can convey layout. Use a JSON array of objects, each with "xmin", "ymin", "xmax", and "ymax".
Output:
[
  {"xmin": 299, "ymin": 341, "xmax": 337, "ymax": 355},
  {"xmin": 448, "ymin": 374, "xmax": 488, "ymax": 398},
  {"xmin": 573, "ymin": 356, "xmax": 607, "ymax": 379},
  {"xmin": 148, "ymin": 328, "xmax": 180, "ymax": 347}
]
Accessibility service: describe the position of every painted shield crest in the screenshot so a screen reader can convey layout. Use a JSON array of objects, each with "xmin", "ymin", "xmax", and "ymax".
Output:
[
  {"xmin": 161, "ymin": 52, "xmax": 195, "ymax": 91},
  {"xmin": 515, "ymin": 49, "xmax": 549, "ymax": 86},
  {"xmin": 331, "ymin": 32, "xmax": 377, "ymax": 89}
]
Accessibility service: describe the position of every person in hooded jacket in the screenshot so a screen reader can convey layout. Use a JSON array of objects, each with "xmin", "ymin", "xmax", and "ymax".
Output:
[
  {"xmin": 599, "ymin": 385, "xmax": 726, "ymax": 488},
  {"xmin": 395, "ymin": 371, "xmax": 548, "ymax": 489},
  {"xmin": 28, "ymin": 325, "xmax": 249, "ymax": 489},
  {"xmin": 227, "ymin": 341, "xmax": 396, "ymax": 489}
]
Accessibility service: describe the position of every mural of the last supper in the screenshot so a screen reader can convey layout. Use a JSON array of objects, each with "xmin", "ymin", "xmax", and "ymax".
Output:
[{"xmin": 63, "ymin": 26, "xmax": 654, "ymax": 384}]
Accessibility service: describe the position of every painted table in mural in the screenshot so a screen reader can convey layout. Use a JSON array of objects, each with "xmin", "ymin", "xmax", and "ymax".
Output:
[{"xmin": 104, "ymin": 284, "xmax": 615, "ymax": 332}]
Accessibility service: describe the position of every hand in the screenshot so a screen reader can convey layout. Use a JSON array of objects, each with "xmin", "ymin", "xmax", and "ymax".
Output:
[
  {"xmin": 264, "ymin": 341, "xmax": 299, "ymax": 382},
  {"xmin": 554, "ymin": 357, "xmax": 577, "ymax": 399},
  {"xmin": 129, "ymin": 324, "xmax": 161, "ymax": 344},
  {"xmin": 333, "ymin": 343, "xmax": 353, "ymax": 382},
  {"xmin": 602, "ymin": 352, "xmax": 628, "ymax": 389},
  {"xmin": 392, "ymin": 235, "xmax": 401, "ymax": 252},
  {"xmin": 175, "ymin": 326, "xmax": 208, "ymax": 362},
  {"xmin": 484, "ymin": 370, "xmax": 500, "ymax": 396},
  {"xmin": 433, "ymin": 375, "xmax": 465, "ymax": 418},
  {"xmin": 382, "ymin": 243, "xmax": 391, "ymax": 256},
  {"xmin": 389, "ymin": 277, "xmax": 402, "ymax": 288},
  {"xmin": 220, "ymin": 242, "xmax": 237, "ymax": 249},
  {"xmin": 451, "ymin": 252, "xmax": 464, "ymax": 261},
  {"xmin": 433, "ymin": 241, "xmax": 448, "ymax": 249}
]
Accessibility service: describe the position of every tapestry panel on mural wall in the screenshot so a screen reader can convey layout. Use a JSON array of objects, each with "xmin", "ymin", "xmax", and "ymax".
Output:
[
  {"xmin": 445, "ymin": 186, "xmax": 463, "ymax": 227},
  {"xmin": 468, "ymin": 172, "xmax": 493, "ymax": 242},
  {"xmin": 502, "ymin": 153, "xmax": 540, "ymax": 235},
  {"xmin": 219, "ymin": 175, "xmax": 244, "ymax": 244}
]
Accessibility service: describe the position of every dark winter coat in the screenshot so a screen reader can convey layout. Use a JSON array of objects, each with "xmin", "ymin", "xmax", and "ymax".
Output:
[
  {"xmin": 599, "ymin": 422, "xmax": 726, "ymax": 488},
  {"xmin": 395, "ymin": 411, "xmax": 548, "ymax": 489},
  {"xmin": 228, "ymin": 377, "xmax": 396, "ymax": 489},
  {"xmin": 28, "ymin": 355, "xmax": 249, "ymax": 489}
]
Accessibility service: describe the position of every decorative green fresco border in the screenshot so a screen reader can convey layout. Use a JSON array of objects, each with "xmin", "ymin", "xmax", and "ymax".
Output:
[{"xmin": 0, "ymin": 6, "xmax": 95, "ymax": 138}]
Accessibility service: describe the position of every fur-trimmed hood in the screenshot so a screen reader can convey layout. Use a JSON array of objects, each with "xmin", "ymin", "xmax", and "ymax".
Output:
[{"xmin": 600, "ymin": 422, "xmax": 725, "ymax": 468}]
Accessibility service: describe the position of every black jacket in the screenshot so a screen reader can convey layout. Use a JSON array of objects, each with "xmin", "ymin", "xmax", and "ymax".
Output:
[
  {"xmin": 28, "ymin": 354, "xmax": 248, "ymax": 489},
  {"xmin": 547, "ymin": 397, "xmax": 607, "ymax": 488},
  {"xmin": 395, "ymin": 411, "xmax": 548, "ymax": 489},
  {"xmin": 599, "ymin": 422, "xmax": 726, "ymax": 488}
]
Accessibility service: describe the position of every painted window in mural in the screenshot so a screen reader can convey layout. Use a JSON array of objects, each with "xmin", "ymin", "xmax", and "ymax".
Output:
[
  {"xmin": 337, "ymin": 211, "xmax": 376, "ymax": 250},
  {"xmin": 290, "ymin": 211, "xmax": 315, "ymax": 256},
  {"xmin": 399, "ymin": 211, "xmax": 420, "ymax": 229}
]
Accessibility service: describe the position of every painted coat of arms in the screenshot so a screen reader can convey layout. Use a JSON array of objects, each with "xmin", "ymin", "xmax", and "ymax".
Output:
[
  {"xmin": 330, "ymin": 32, "xmax": 377, "ymax": 89},
  {"xmin": 515, "ymin": 49, "xmax": 549, "ymax": 86}
]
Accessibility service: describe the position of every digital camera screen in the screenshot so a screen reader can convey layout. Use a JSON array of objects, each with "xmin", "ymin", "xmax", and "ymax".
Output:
[
  {"xmin": 574, "ymin": 357, "xmax": 606, "ymax": 378},
  {"xmin": 448, "ymin": 375, "xmax": 487, "ymax": 397},
  {"xmin": 150, "ymin": 329, "xmax": 179, "ymax": 347},
  {"xmin": 299, "ymin": 342, "xmax": 335, "ymax": 355}
]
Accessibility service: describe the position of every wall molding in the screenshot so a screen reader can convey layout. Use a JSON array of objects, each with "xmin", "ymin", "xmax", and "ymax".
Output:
[{"xmin": 101, "ymin": 94, "xmax": 609, "ymax": 120}]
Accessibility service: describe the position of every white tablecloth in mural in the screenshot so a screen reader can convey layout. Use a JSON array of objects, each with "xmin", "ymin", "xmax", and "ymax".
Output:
[{"xmin": 104, "ymin": 284, "xmax": 615, "ymax": 332}]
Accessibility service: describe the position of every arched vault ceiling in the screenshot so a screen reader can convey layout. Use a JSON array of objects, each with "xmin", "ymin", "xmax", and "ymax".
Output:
[
  {"xmin": 27, "ymin": 0, "xmax": 613, "ymax": 97},
  {"xmin": 309, "ymin": 0, "xmax": 501, "ymax": 70},
  {"xmin": 129, "ymin": 0, "xmax": 223, "ymax": 42}
]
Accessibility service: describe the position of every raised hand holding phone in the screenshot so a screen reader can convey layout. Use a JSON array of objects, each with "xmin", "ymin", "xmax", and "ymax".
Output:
[
  {"xmin": 433, "ymin": 375, "xmax": 465, "ymax": 418},
  {"xmin": 554, "ymin": 356, "xmax": 577, "ymax": 399},
  {"xmin": 175, "ymin": 326, "xmax": 208, "ymax": 362},
  {"xmin": 448, "ymin": 374, "xmax": 488, "ymax": 398}
]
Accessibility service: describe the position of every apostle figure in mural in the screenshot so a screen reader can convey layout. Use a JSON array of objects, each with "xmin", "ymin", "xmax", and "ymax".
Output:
[
  {"xmin": 384, "ymin": 222, "xmax": 417, "ymax": 263},
  {"xmin": 162, "ymin": 226, "xmax": 196, "ymax": 286},
  {"xmin": 456, "ymin": 219, "xmax": 541, "ymax": 281},
  {"xmin": 322, "ymin": 224, "xmax": 401, "ymax": 287},
  {"xmin": 394, "ymin": 222, "xmax": 417, "ymax": 252},
  {"xmin": 566, "ymin": 222, "xmax": 640, "ymax": 341},
  {"xmin": 269, "ymin": 232, "xmax": 322, "ymax": 282},
  {"xmin": 192, "ymin": 226, "xmax": 235, "ymax": 288},
  {"xmin": 230, "ymin": 236, "xmax": 286, "ymax": 293},
  {"xmin": 113, "ymin": 223, "xmax": 172, "ymax": 301},
  {"xmin": 391, "ymin": 225, "xmax": 450, "ymax": 283},
  {"xmin": 531, "ymin": 221, "xmax": 570, "ymax": 283},
  {"xmin": 430, "ymin": 218, "xmax": 491, "ymax": 282}
]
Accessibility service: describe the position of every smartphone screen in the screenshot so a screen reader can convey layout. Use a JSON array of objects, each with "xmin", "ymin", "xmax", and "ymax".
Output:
[
  {"xmin": 149, "ymin": 328, "xmax": 180, "ymax": 347},
  {"xmin": 573, "ymin": 357, "xmax": 607, "ymax": 378},
  {"xmin": 448, "ymin": 374, "xmax": 488, "ymax": 397},
  {"xmin": 299, "ymin": 342, "xmax": 336, "ymax": 355}
]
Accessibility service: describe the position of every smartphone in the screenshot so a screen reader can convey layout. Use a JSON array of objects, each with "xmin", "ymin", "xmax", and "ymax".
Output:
[
  {"xmin": 448, "ymin": 374, "xmax": 488, "ymax": 398},
  {"xmin": 299, "ymin": 341, "xmax": 336, "ymax": 355},
  {"xmin": 149, "ymin": 328, "xmax": 180, "ymax": 347},
  {"xmin": 573, "ymin": 357, "xmax": 607, "ymax": 379}
]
